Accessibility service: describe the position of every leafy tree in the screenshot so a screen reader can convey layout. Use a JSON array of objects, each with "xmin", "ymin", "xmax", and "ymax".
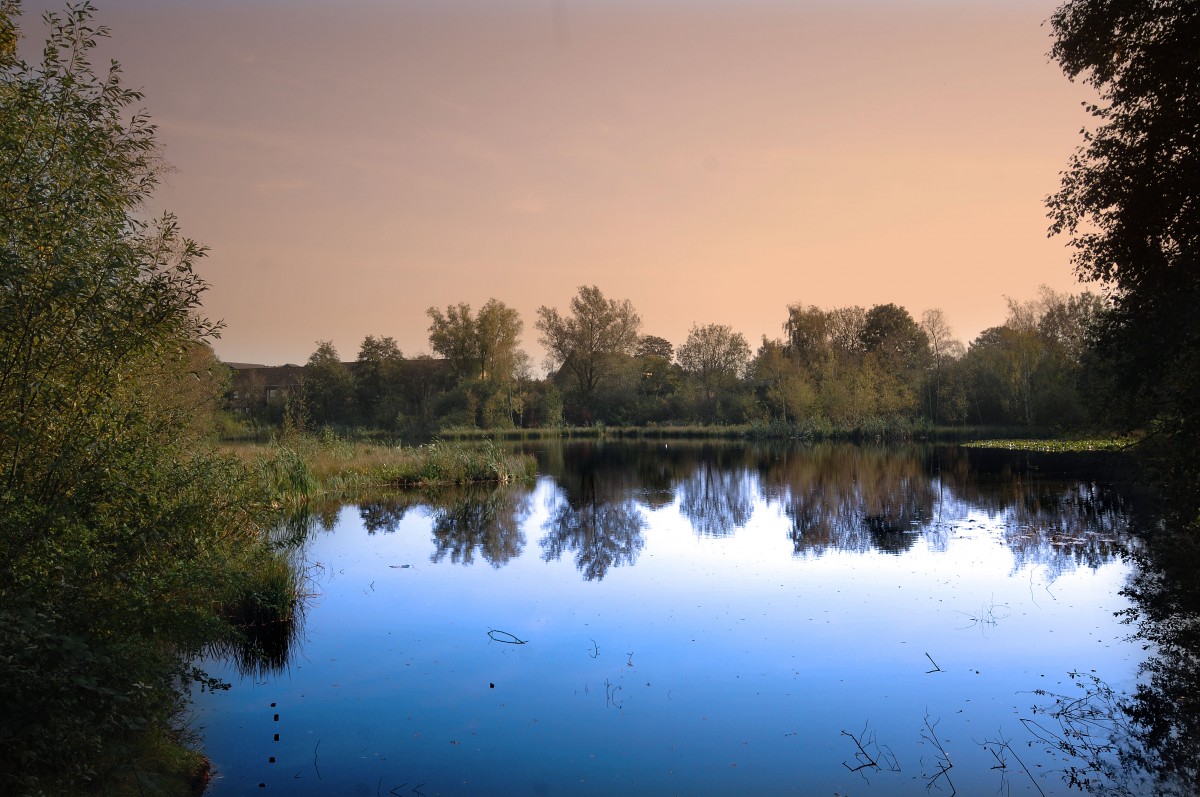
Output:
[
  {"xmin": 536, "ymin": 285, "xmax": 641, "ymax": 412},
  {"xmin": 427, "ymin": 299, "xmax": 526, "ymax": 428},
  {"xmin": 859, "ymin": 304, "xmax": 930, "ymax": 413},
  {"xmin": 355, "ymin": 334, "xmax": 403, "ymax": 427},
  {"xmin": 0, "ymin": 4, "xmax": 281, "ymax": 790},
  {"xmin": 1048, "ymin": 0, "xmax": 1200, "ymax": 510},
  {"xmin": 636, "ymin": 334, "xmax": 674, "ymax": 360},
  {"xmin": 426, "ymin": 302, "xmax": 476, "ymax": 378},
  {"xmin": 826, "ymin": 305, "xmax": 867, "ymax": 360},
  {"xmin": 783, "ymin": 303, "xmax": 831, "ymax": 372},
  {"xmin": 920, "ymin": 308, "xmax": 963, "ymax": 423},
  {"xmin": 302, "ymin": 340, "xmax": 353, "ymax": 425},
  {"xmin": 427, "ymin": 298, "xmax": 524, "ymax": 384},
  {"xmin": 677, "ymin": 323, "xmax": 751, "ymax": 403}
]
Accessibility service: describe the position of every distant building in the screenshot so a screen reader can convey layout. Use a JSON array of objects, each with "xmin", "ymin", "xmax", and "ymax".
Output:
[{"xmin": 226, "ymin": 363, "xmax": 306, "ymax": 413}]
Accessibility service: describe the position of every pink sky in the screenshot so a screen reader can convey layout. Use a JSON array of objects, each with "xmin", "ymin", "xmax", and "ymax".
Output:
[{"xmin": 21, "ymin": 0, "xmax": 1093, "ymax": 369}]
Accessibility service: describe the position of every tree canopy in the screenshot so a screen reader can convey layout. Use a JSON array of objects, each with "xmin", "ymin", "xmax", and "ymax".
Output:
[
  {"xmin": 1048, "ymin": 0, "xmax": 1200, "ymax": 509},
  {"xmin": 536, "ymin": 285, "xmax": 641, "ymax": 406}
]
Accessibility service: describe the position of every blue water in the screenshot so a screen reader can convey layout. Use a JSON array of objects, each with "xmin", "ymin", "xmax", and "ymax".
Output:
[{"xmin": 194, "ymin": 443, "xmax": 1151, "ymax": 796}]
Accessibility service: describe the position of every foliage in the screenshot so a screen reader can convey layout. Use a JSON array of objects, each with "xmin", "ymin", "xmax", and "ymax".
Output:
[
  {"xmin": 536, "ymin": 285, "xmax": 641, "ymax": 411},
  {"xmin": 677, "ymin": 323, "xmax": 751, "ymax": 399},
  {"xmin": 0, "ymin": 4, "xmax": 288, "ymax": 791},
  {"xmin": 301, "ymin": 340, "xmax": 353, "ymax": 425},
  {"xmin": 354, "ymin": 334, "xmax": 404, "ymax": 428},
  {"xmin": 1048, "ymin": 0, "xmax": 1200, "ymax": 515}
]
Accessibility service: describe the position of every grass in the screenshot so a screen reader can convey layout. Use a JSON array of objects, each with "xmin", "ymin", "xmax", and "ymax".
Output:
[{"xmin": 228, "ymin": 434, "xmax": 538, "ymax": 503}]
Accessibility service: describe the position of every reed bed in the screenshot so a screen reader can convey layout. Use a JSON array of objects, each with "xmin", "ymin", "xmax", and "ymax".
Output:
[{"xmin": 227, "ymin": 435, "xmax": 537, "ymax": 503}]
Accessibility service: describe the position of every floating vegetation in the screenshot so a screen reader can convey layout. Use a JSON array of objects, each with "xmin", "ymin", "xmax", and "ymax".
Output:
[
  {"xmin": 487, "ymin": 629, "xmax": 527, "ymax": 644},
  {"xmin": 962, "ymin": 437, "xmax": 1136, "ymax": 453}
]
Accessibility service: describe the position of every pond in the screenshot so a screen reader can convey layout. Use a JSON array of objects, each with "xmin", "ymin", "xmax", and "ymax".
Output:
[{"xmin": 194, "ymin": 441, "xmax": 1170, "ymax": 796}]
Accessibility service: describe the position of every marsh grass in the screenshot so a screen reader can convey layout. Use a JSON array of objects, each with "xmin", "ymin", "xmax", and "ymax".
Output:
[
  {"xmin": 227, "ymin": 435, "xmax": 537, "ymax": 503},
  {"xmin": 212, "ymin": 550, "xmax": 308, "ymax": 678}
]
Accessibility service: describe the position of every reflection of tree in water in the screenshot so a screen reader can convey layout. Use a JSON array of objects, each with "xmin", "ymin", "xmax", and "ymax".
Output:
[
  {"xmin": 678, "ymin": 460, "xmax": 754, "ymax": 538},
  {"xmin": 540, "ymin": 470, "xmax": 645, "ymax": 581},
  {"xmin": 1115, "ymin": 523, "xmax": 1200, "ymax": 796},
  {"xmin": 270, "ymin": 501, "xmax": 341, "ymax": 547},
  {"xmin": 428, "ymin": 485, "xmax": 531, "ymax": 568},
  {"xmin": 942, "ymin": 448, "xmax": 1149, "ymax": 580},
  {"xmin": 359, "ymin": 499, "xmax": 413, "ymax": 534},
  {"xmin": 1013, "ymin": 523, "xmax": 1199, "ymax": 797},
  {"xmin": 998, "ymin": 483, "xmax": 1131, "ymax": 580},
  {"xmin": 758, "ymin": 445, "xmax": 936, "ymax": 556}
]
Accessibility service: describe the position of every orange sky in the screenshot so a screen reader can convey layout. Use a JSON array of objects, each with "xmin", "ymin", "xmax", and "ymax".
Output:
[{"xmin": 21, "ymin": 0, "xmax": 1093, "ymax": 369}]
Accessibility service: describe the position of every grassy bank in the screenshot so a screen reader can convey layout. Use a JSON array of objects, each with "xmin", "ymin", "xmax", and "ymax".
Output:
[{"xmin": 227, "ymin": 435, "xmax": 538, "ymax": 503}]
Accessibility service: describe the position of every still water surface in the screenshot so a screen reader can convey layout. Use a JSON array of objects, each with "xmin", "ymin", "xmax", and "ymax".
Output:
[{"xmin": 196, "ymin": 442, "xmax": 1157, "ymax": 796}]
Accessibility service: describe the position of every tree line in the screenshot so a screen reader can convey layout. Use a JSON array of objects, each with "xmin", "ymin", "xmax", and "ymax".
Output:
[{"xmin": 241, "ymin": 282, "xmax": 1108, "ymax": 437}]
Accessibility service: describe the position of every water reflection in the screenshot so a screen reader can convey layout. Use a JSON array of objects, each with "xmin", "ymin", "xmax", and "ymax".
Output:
[
  {"xmin": 429, "ymin": 485, "xmax": 531, "ymax": 567},
  {"xmin": 1109, "ymin": 522, "xmax": 1200, "ymax": 796},
  {"xmin": 758, "ymin": 445, "xmax": 937, "ymax": 556},
  {"xmin": 677, "ymin": 460, "xmax": 754, "ymax": 538},
  {"xmin": 529, "ymin": 441, "xmax": 1146, "ymax": 577},
  {"xmin": 538, "ymin": 446, "xmax": 648, "ymax": 580},
  {"xmin": 942, "ymin": 449, "xmax": 1140, "ymax": 579},
  {"xmin": 199, "ymin": 441, "xmax": 1187, "ymax": 797},
  {"xmin": 359, "ymin": 499, "xmax": 413, "ymax": 534}
]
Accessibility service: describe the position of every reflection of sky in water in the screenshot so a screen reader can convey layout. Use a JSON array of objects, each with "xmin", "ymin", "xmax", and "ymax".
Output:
[{"xmin": 195, "ymin": 446, "xmax": 1147, "ymax": 797}]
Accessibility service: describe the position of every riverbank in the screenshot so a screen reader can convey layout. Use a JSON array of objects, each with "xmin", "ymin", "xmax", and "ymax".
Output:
[{"xmin": 225, "ymin": 436, "xmax": 538, "ymax": 503}]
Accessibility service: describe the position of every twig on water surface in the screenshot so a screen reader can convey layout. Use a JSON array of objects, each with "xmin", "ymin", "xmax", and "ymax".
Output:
[
  {"xmin": 839, "ymin": 721, "xmax": 900, "ymax": 782},
  {"xmin": 978, "ymin": 730, "xmax": 1046, "ymax": 797},
  {"xmin": 956, "ymin": 595, "xmax": 1011, "ymax": 631},
  {"xmin": 920, "ymin": 713, "xmax": 955, "ymax": 796},
  {"xmin": 925, "ymin": 652, "xmax": 942, "ymax": 673},
  {"xmin": 604, "ymin": 678, "xmax": 623, "ymax": 709},
  {"xmin": 389, "ymin": 784, "xmax": 406, "ymax": 796},
  {"xmin": 313, "ymin": 739, "xmax": 322, "ymax": 780},
  {"xmin": 587, "ymin": 638, "xmax": 599, "ymax": 658},
  {"xmin": 626, "ymin": 651, "xmax": 634, "ymax": 667},
  {"xmin": 488, "ymin": 629, "xmax": 527, "ymax": 644}
]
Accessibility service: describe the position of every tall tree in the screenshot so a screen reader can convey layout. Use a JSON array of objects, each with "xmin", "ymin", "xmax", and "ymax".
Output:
[
  {"xmin": 426, "ymin": 303, "xmax": 476, "ymax": 379},
  {"xmin": 355, "ymin": 335, "xmax": 403, "ymax": 427},
  {"xmin": 1048, "ymin": 1, "xmax": 1200, "ymax": 509},
  {"xmin": 427, "ymin": 298, "xmax": 524, "ymax": 383},
  {"xmin": 474, "ymin": 298, "xmax": 524, "ymax": 383},
  {"xmin": 303, "ymin": 340, "xmax": 353, "ymax": 425},
  {"xmin": 920, "ymin": 308, "xmax": 962, "ymax": 423},
  {"xmin": 536, "ymin": 285, "xmax": 641, "ymax": 407},
  {"xmin": 783, "ymin": 303, "xmax": 831, "ymax": 372},
  {"xmin": 677, "ymin": 323, "xmax": 751, "ymax": 402}
]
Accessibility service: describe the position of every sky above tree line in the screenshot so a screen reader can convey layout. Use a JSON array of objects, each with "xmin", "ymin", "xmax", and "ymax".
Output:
[{"xmin": 18, "ymin": 0, "xmax": 1093, "ymax": 370}]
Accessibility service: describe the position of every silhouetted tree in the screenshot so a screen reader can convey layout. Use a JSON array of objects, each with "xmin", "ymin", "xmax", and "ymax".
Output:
[{"xmin": 1048, "ymin": 0, "xmax": 1200, "ymax": 512}]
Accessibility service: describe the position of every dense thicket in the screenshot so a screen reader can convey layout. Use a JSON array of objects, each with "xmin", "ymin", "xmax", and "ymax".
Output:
[{"xmin": 1, "ymin": 5, "xmax": 285, "ymax": 791}]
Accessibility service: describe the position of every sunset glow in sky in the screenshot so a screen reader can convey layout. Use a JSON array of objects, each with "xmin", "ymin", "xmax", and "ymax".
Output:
[{"xmin": 22, "ymin": 0, "xmax": 1093, "ymax": 368}]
